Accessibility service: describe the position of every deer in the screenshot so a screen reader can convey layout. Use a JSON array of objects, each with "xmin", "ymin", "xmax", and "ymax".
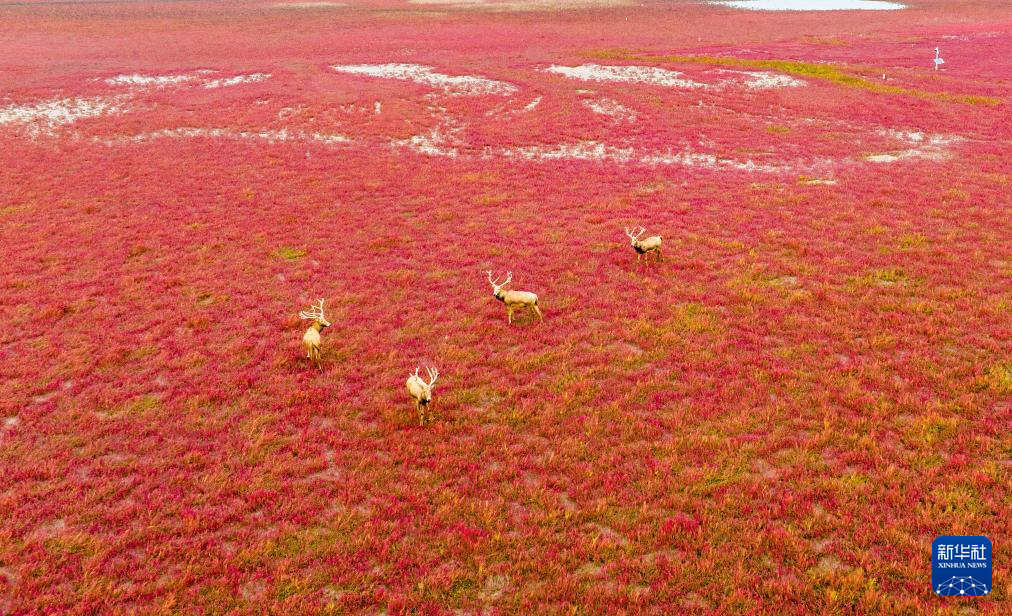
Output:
[
  {"xmin": 624, "ymin": 226, "xmax": 663, "ymax": 263},
  {"xmin": 486, "ymin": 270, "xmax": 543, "ymax": 324},
  {"xmin": 405, "ymin": 366, "xmax": 439, "ymax": 426},
  {"xmin": 299, "ymin": 298, "xmax": 330, "ymax": 370}
]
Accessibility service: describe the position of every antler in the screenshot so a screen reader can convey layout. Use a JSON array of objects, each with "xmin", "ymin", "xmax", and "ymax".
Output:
[
  {"xmin": 426, "ymin": 367, "xmax": 438, "ymax": 387},
  {"xmin": 486, "ymin": 270, "xmax": 512, "ymax": 288},
  {"xmin": 299, "ymin": 298, "xmax": 326, "ymax": 320},
  {"xmin": 625, "ymin": 226, "xmax": 646, "ymax": 239}
]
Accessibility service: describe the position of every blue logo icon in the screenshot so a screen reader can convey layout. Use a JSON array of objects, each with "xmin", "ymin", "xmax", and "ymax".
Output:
[{"xmin": 933, "ymin": 536, "xmax": 992, "ymax": 597}]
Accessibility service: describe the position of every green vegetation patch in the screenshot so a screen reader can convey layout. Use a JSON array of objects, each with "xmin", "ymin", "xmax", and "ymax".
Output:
[
  {"xmin": 584, "ymin": 50, "xmax": 1002, "ymax": 106},
  {"xmin": 274, "ymin": 246, "xmax": 307, "ymax": 260}
]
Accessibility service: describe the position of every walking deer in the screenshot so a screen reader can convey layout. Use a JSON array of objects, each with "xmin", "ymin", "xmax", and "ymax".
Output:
[
  {"xmin": 299, "ymin": 299, "xmax": 330, "ymax": 370},
  {"xmin": 624, "ymin": 226, "xmax": 663, "ymax": 263},
  {"xmin": 406, "ymin": 366, "xmax": 439, "ymax": 426},
  {"xmin": 486, "ymin": 270, "xmax": 543, "ymax": 324}
]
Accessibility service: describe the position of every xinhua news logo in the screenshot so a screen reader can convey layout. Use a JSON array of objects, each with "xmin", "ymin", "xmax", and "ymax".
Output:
[{"xmin": 933, "ymin": 536, "xmax": 992, "ymax": 597}]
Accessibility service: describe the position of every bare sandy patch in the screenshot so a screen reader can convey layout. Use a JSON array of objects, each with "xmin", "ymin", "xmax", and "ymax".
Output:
[
  {"xmin": 523, "ymin": 97, "xmax": 541, "ymax": 110},
  {"xmin": 718, "ymin": 69, "xmax": 807, "ymax": 89},
  {"xmin": 865, "ymin": 130, "xmax": 964, "ymax": 163},
  {"xmin": 202, "ymin": 73, "xmax": 272, "ymax": 89},
  {"xmin": 582, "ymin": 97, "xmax": 636, "ymax": 121},
  {"xmin": 98, "ymin": 127, "xmax": 351, "ymax": 146},
  {"xmin": 104, "ymin": 73, "xmax": 206, "ymax": 88},
  {"xmin": 496, "ymin": 140, "xmax": 792, "ymax": 172},
  {"xmin": 105, "ymin": 71, "xmax": 270, "ymax": 91},
  {"xmin": 331, "ymin": 63, "xmax": 517, "ymax": 96},
  {"xmin": 0, "ymin": 95, "xmax": 130, "ymax": 137},
  {"xmin": 543, "ymin": 64, "xmax": 706, "ymax": 89},
  {"xmin": 392, "ymin": 127, "xmax": 462, "ymax": 157}
]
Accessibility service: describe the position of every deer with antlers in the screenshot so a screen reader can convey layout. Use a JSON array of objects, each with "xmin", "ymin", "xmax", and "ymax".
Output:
[
  {"xmin": 406, "ymin": 366, "xmax": 439, "ymax": 426},
  {"xmin": 624, "ymin": 226, "xmax": 663, "ymax": 263},
  {"xmin": 299, "ymin": 298, "xmax": 331, "ymax": 370},
  {"xmin": 486, "ymin": 270, "xmax": 543, "ymax": 324}
]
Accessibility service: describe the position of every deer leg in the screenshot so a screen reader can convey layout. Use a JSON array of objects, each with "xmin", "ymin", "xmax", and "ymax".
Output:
[
  {"xmin": 507, "ymin": 308, "xmax": 513, "ymax": 324},
  {"xmin": 534, "ymin": 304, "xmax": 544, "ymax": 322},
  {"xmin": 418, "ymin": 403, "xmax": 425, "ymax": 426}
]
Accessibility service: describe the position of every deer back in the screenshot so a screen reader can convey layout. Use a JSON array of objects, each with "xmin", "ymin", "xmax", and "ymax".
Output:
[
  {"xmin": 637, "ymin": 235, "xmax": 663, "ymax": 252},
  {"xmin": 503, "ymin": 289, "xmax": 538, "ymax": 306},
  {"xmin": 406, "ymin": 375, "xmax": 429, "ymax": 401},
  {"xmin": 303, "ymin": 327, "xmax": 322, "ymax": 349}
]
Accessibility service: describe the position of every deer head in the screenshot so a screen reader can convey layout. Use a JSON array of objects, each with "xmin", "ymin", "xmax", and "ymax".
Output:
[
  {"xmin": 486, "ymin": 270, "xmax": 512, "ymax": 301},
  {"xmin": 624, "ymin": 225, "xmax": 647, "ymax": 246},
  {"xmin": 410, "ymin": 366, "xmax": 438, "ymax": 403},
  {"xmin": 299, "ymin": 298, "xmax": 331, "ymax": 328}
]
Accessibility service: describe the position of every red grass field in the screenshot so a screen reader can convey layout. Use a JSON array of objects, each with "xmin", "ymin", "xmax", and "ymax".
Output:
[{"xmin": 1, "ymin": 0, "xmax": 1010, "ymax": 612}]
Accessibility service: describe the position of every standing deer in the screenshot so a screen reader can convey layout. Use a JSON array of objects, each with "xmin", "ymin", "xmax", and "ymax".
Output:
[
  {"xmin": 624, "ymin": 226, "xmax": 663, "ymax": 263},
  {"xmin": 486, "ymin": 270, "xmax": 543, "ymax": 324},
  {"xmin": 299, "ymin": 298, "xmax": 330, "ymax": 370},
  {"xmin": 406, "ymin": 366, "xmax": 439, "ymax": 426}
]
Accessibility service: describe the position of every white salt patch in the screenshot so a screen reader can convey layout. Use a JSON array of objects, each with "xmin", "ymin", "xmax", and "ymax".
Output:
[
  {"xmin": 201, "ymin": 73, "xmax": 272, "ymax": 89},
  {"xmin": 277, "ymin": 105, "xmax": 306, "ymax": 120},
  {"xmin": 392, "ymin": 128, "xmax": 461, "ymax": 157},
  {"xmin": 880, "ymin": 129, "xmax": 927, "ymax": 143},
  {"xmin": 98, "ymin": 127, "xmax": 351, "ymax": 146},
  {"xmin": 374, "ymin": 101, "xmax": 382, "ymax": 114},
  {"xmin": 32, "ymin": 519, "xmax": 66, "ymax": 539},
  {"xmin": 331, "ymin": 63, "xmax": 518, "ymax": 96},
  {"xmin": 106, "ymin": 70, "xmax": 269, "ymax": 91},
  {"xmin": 719, "ymin": 70, "xmax": 807, "ymax": 89},
  {"xmin": 582, "ymin": 97, "xmax": 636, "ymax": 121},
  {"xmin": 865, "ymin": 130, "xmax": 964, "ymax": 163},
  {"xmin": 104, "ymin": 73, "xmax": 202, "ymax": 87},
  {"xmin": 713, "ymin": 0, "xmax": 905, "ymax": 10},
  {"xmin": 866, "ymin": 153, "xmax": 901, "ymax": 162},
  {"xmin": 503, "ymin": 140, "xmax": 636, "ymax": 163},
  {"xmin": 307, "ymin": 131, "xmax": 352, "ymax": 145},
  {"xmin": 496, "ymin": 140, "xmax": 789, "ymax": 172},
  {"xmin": 0, "ymin": 95, "xmax": 129, "ymax": 136},
  {"xmin": 641, "ymin": 148, "xmax": 788, "ymax": 172},
  {"xmin": 544, "ymin": 64, "xmax": 706, "ymax": 89},
  {"xmin": 523, "ymin": 96, "xmax": 542, "ymax": 111}
]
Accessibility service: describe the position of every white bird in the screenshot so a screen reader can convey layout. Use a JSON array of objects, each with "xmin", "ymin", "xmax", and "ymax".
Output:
[{"xmin": 934, "ymin": 47, "xmax": 945, "ymax": 70}]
